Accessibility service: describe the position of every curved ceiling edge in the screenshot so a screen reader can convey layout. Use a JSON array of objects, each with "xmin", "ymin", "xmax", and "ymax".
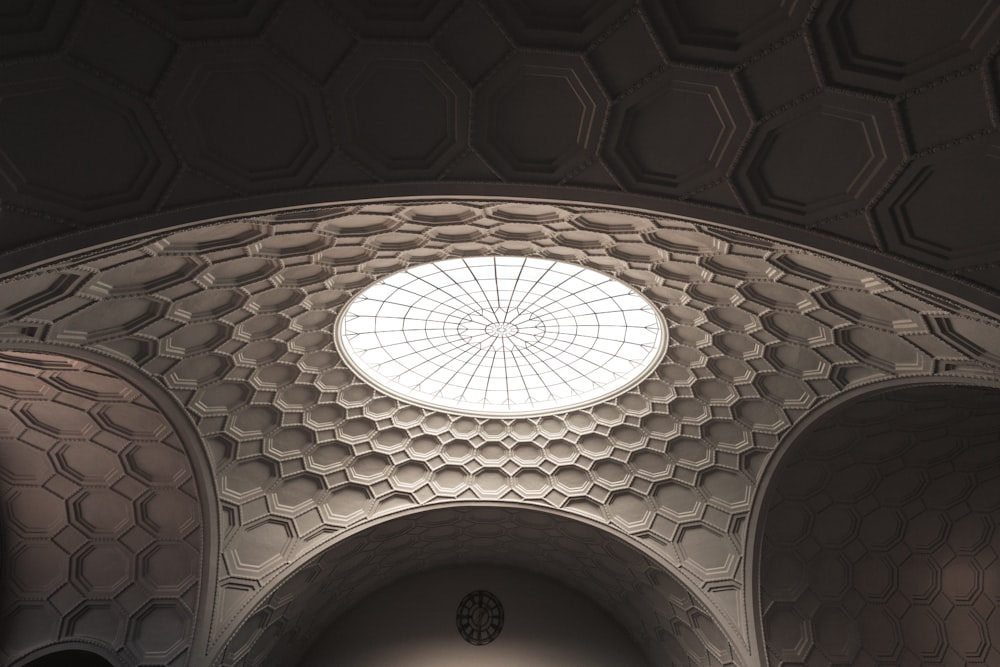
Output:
[
  {"xmin": 3, "ymin": 188, "xmax": 1000, "ymax": 318},
  {"xmin": 10, "ymin": 641, "xmax": 129, "ymax": 667},
  {"xmin": 3, "ymin": 198, "xmax": 1000, "ymax": 664},
  {"xmin": 0, "ymin": 342, "xmax": 222, "ymax": 664},
  {"xmin": 742, "ymin": 376, "xmax": 1000, "ymax": 665},
  {"xmin": 208, "ymin": 501, "xmax": 754, "ymax": 667}
]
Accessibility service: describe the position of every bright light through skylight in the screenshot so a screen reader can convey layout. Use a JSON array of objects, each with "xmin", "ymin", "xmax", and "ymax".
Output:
[{"xmin": 336, "ymin": 256, "xmax": 667, "ymax": 416}]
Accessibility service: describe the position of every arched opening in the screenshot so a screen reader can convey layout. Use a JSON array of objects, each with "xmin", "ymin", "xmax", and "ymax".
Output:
[
  {"xmin": 0, "ymin": 349, "xmax": 214, "ymax": 666},
  {"xmin": 300, "ymin": 563, "xmax": 649, "ymax": 667},
  {"xmin": 22, "ymin": 648, "xmax": 116, "ymax": 667},
  {"xmin": 754, "ymin": 384, "xmax": 1000, "ymax": 665},
  {"xmin": 216, "ymin": 504, "xmax": 743, "ymax": 667}
]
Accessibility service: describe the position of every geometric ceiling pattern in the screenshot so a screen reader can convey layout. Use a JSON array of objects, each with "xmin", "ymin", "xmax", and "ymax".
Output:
[
  {"xmin": 2, "ymin": 199, "xmax": 999, "ymax": 665},
  {"xmin": 222, "ymin": 504, "xmax": 743, "ymax": 667},
  {"xmin": 2, "ymin": 0, "xmax": 1000, "ymax": 316},
  {"xmin": 758, "ymin": 385, "xmax": 1000, "ymax": 666},
  {"xmin": 3, "ymin": 2, "xmax": 1000, "ymax": 666},
  {"xmin": 0, "ymin": 350, "xmax": 207, "ymax": 667}
]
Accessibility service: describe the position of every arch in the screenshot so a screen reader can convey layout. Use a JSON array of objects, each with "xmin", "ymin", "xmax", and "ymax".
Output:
[
  {"xmin": 11, "ymin": 641, "xmax": 127, "ymax": 667},
  {"xmin": 746, "ymin": 379, "xmax": 1000, "ymax": 665},
  {"xmin": 4, "ymin": 197, "xmax": 1000, "ymax": 665},
  {"xmin": 0, "ymin": 346, "xmax": 219, "ymax": 666},
  {"xmin": 212, "ymin": 502, "xmax": 749, "ymax": 667}
]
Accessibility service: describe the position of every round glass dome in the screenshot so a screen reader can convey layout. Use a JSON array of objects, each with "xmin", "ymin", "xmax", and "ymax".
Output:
[{"xmin": 336, "ymin": 256, "xmax": 667, "ymax": 416}]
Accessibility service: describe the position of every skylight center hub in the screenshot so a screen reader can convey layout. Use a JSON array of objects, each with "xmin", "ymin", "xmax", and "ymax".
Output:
[{"xmin": 486, "ymin": 322, "xmax": 517, "ymax": 337}]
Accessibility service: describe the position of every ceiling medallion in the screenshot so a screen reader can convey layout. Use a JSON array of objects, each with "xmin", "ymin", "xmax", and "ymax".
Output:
[
  {"xmin": 336, "ymin": 256, "xmax": 667, "ymax": 417},
  {"xmin": 456, "ymin": 590, "xmax": 504, "ymax": 646}
]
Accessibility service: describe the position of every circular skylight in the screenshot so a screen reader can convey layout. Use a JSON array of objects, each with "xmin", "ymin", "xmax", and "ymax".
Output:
[{"xmin": 336, "ymin": 256, "xmax": 667, "ymax": 416}]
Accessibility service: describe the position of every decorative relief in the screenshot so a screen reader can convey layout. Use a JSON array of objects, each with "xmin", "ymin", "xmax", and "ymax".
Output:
[
  {"xmin": 1, "ymin": 200, "xmax": 999, "ymax": 661},
  {"xmin": 434, "ymin": 1, "xmax": 510, "ymax": 86},
  {"xmin": 70, "ymin": 2, "xmax": 176, "ymax": 96},
  {"xmin": 0, "ymin": 6, "xmax": 996, "ymax": 662},
  {"xmin": 0, "ymin": 0, "xmax": 79, "ymax": 58},
  {"xmin": 264, "ymin": 0, "xmax": 353, "ymax": 82},
  {"xmin": 734, "ymin": 93, "xmax": 903, "ymax": 224},
  {"xmin": 158, "ymin": 46, "xmax": 330, "ymax": 191},
  {"xmin": 132, "ymin": 0, "xmax": 280, "ymax": 38},
  {"xmin": 605, "ymin": 68, "xmax": 751, "ymax": 196},
  {"xmin": 0, "ymin": 64, "xmax": 176, "ymax": 221},
  {"xmin": 758, "ymin": 385, "xmax": 1000, "ymax": 666},
  {"xmin": 486, "ymin": 0, "xmax": 633, "ymax": 49},
  {"xmin": 643, "ymin": 0, "xmax": 810, "ymax": 65},
  {"xmin": 328, "ymin": 44, "xmax": 468, "ymax": 179},
  {"xmin": 0, "ymin": 2, "xmax": 997, "ymax": 304},
  {"xmin": 216, "ymin": 506, "xmax": 743, "ymax": 667},
  {"xmin": 473, "ymin": 54, "xmax": 607, "ymax": 182},
  {"xmin": 873, "ymin": 138, "xmax": 1000, "ymax": 269},
  {"xmin": 332, "ymin": 0, "xmax": 459, "ymax": 39},
  {"xmin": 812, "ymin": 0, "xmax": 1000, "ymax": 94},
  {"xmin": 0, "ymin": 351, "xmax": 204, "ymax": 667}
]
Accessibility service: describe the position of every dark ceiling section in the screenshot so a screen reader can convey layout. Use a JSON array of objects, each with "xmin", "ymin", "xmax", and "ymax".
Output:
[
  {"xmin": 21, "ymin": 648, "xmax": 117, "ymax": 667},
  {"xmin": 157, "ymin": 44, "xmax": 331, "ymax": 193},
  {"xmin": 0, "ymin": 0, "xmax": 999, "ymax": 307},
  {"xmin": 758, "ymin": 384, "xmax": 1000, "ymax": 666},
  {"xmin": 217, "ymin": 505, "xmax": 741, "ymax": 667},
  {"xmin": 329, "ymin": 42, "xmax": 468, "ymax": 179},
  {"xmin": 0, "ymin": 351, "xmax": 208, "ymax": 667}
]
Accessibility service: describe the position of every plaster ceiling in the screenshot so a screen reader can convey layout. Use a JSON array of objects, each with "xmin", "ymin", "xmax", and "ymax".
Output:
[
  {"xmin": 0, "ymin": 0, "xmax": 999, "ymax": 313},
  {"xmin": 1, "ymin": 198, "xmax": 999, "ymax": 666},
  {"xmin": 760, "ymin": 385, "xmax": 1000, "ymax": 666},
  {"xmin": 1, "ymin": 2, "xmax": 1000, "ymax": 667},
  {"xmin": 0, "ymin": 350, "xmax": 207, "ymax": 667}
]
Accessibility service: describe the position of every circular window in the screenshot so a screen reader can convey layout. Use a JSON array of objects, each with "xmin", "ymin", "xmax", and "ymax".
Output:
[
  {"xmin": 336, "ymin": 256, "xmax": 666, "ymax": 416},
  {"xmin": 456, "ymin": 590, "xmax": 504, "ymax": 645}
]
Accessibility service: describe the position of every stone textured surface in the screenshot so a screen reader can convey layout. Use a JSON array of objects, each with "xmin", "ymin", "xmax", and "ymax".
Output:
[
  {"xmin": 0, "ymin": 351, "xmax": 205, "ymax": 666},
  {"xmin": 758, "ymin": 385, "xmax": 1000, "ymax": 666},
  {"xmin": 1, "ymin": 0, "xmax": 1000, "ymax": 305},
  {"xmin": 1, "ymin": 199, "xmax": 999, "ymax": 665}
]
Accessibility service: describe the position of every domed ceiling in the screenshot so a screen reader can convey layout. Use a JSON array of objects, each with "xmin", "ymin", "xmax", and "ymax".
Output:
[
  {"xmin": 2, "ymin": 199, "xmax": 999, "ymax": 666},
  {"xmin": 1, "ymin": 0, "xmax": 1000, "ymax": 314},
  {"xmin": 0, "ymin": 2, "xmax": 999, "ymax": 667}
]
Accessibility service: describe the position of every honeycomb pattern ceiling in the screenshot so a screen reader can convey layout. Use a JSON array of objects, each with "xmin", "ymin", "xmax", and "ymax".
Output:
[
  {"xmin": 0, "ymin": 350, "xmax": 208, "ymax": 667},
  {"xmin": 1, "ymin": 198, "xmax": 999, "ymax": 666},
  {"xmin": 759, "ymin": 385, "xmax": 1000, "ymax": 666},
  {"xmin": 1, "ymin": 2, "xmax": 1000, "ymax": 666},
  {"xmin": 0, "ymin": 0, "xmax": 999, "ymax": 315},
  {"xmin": 229, "ymin": 504, "xmax": 745, "ymax": 667}
]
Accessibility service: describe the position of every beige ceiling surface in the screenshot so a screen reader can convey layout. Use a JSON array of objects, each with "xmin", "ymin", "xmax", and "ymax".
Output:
[
  {"xmin": 0, "ymin": 0, "xmax": 999, "ymax": 313},
  {"xmin": 3, "ymin": 2, "xmax": 1000, "ymax": 666},
  {"xmin": 0, "ymin": 350, "xmax": 208, "ymax": 667},
  {"xmin": 1, "ymin": 199, "xmax": 999, "ymax": 666},
  {"xmin": 227, "ymin": 504, "xmax": 741, "ymax": 667},
  {"xmin": 759, "ymin": 385, "xmax": 1000, "ymax": 666}
]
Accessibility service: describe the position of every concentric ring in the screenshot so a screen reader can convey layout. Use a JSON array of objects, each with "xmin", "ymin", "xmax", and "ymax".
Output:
[{"xmin": 335, "ymin": 256, "xmax": 667, "ymax": 416}]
